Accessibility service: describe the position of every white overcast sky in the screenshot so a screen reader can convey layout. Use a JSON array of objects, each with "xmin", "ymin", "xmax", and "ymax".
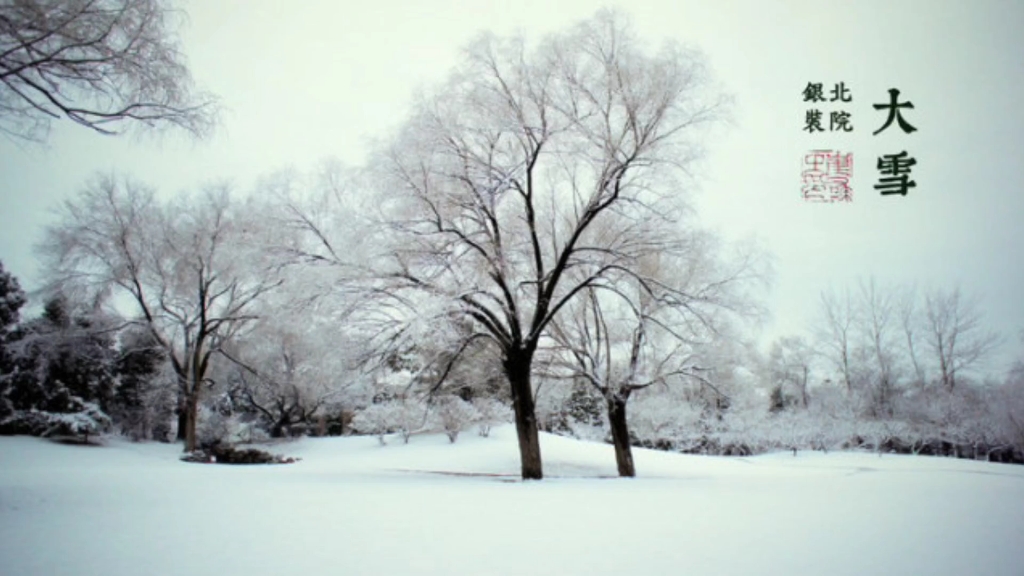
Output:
[{"xmin": 1, "ymin": 0, "xmax": 1021, "ymax": 375}]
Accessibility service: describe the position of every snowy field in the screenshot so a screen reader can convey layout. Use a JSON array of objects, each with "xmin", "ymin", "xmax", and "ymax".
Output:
[{"xmin": 2, "ymin": 427, "xmax": 1023, "ymax": 576}]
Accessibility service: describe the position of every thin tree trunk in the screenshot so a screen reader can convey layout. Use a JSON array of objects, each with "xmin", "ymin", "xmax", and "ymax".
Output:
[
  {"xmin": 505, "ymin": 351, "xmax": 543, "ymax": 480},
  {"xmin": 800, "ymin": 366, "xmax": 809, "ymax": 408},
  {"xmin": 842, "ymin": 351, "xmax": 851, "ymax": 395},
  {"xmin": 607, "ymin": 394, "xmax": 635, "ymax": 477},
  {"xmin": 904, "ymin": 331, "xmax": 925, "ymax": 388},
  {"xmin": 938, "ymin": 334, "xmax": 952, "ymax": 391}
]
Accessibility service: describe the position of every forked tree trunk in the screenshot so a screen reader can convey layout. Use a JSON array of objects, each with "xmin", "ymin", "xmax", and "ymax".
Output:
[
  {"xmin": 504, "ymin": 350, "xmax": 543, "ymax": 480},
  {"xmin": 607, "ymin": 394, "xmax": 635, "ymax": 477}
]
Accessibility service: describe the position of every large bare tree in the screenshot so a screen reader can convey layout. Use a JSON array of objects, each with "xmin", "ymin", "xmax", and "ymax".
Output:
[
  {"xmin": 317, "ymin": 12, "xmax": 730, "ymax": 480},
  {"xmin": 0, "ymin": 0, "xmax": 216, "ymax": 141},
  {"xmin": 38, "ymin": 174, "xmax": 279, "ymax": 451}
]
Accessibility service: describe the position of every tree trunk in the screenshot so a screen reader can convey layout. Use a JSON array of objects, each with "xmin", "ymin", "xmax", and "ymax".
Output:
[
  {"xmin": 183, "ymin": 393, "xmax": 198, "ymax": 452},
  {"xmin": 271, "ymin": 418, "xmax": 287, "ymax": 438},
  {"xmin": 938, "ymin": 335, "xmax": 952, "ymax": 391},
  {"xmin": 504, "ymin": 350, "xmax": 543, "ymax": 480},
  {"xmin": 905, "ymin": 331, "xmax": 925, "ymax": 388},
  {"xmin": 842, "ymin": 353, "xmax": 851, "ymax": 395},
  {"xmin": 607, "ymin": 394, "xmax": 635, "ymax": 477},
  {"xmin": 176, "ymin": 392, "xmax": 187, "ymax": 441},
  {"xmin": 800, "ymin": 366, "xmax": 809, "ymax": 408}
]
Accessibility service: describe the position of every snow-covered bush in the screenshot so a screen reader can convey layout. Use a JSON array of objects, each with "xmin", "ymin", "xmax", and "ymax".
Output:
[
  {"xmin": 564, "ymin": 384, "xmax": 604, "ymax": 428},
  {"xmin": 436, "ymin": 396, "xmax": 478, "ymax": 443},
  {"xmin": 994, "ymin": 378, "xmax": 1024, "ymax": 453},
  {"xmin": 0, "ymin": 399, "xmax": 111, "ymax": 443},
  {"xmin": 472, "ymin": 397, "xmax": 512, "ymax": 437},
  {"xmin": 628, "ymin": 391, "xmax": 701, "ymax": 446},
  {"xmin": 534, "ymin": 375, "xmax": 574, "ymax": 433},
  {"xmin": 351, "ymin": 402, "xmax": 394, "ymax": 445},
  {"xmin": 194, "ymin": 406, "xmax": 258, "ymax": 448},
  {"xmin": 351, "ymin": 397, "xmax": 428, "ymax": 445}
]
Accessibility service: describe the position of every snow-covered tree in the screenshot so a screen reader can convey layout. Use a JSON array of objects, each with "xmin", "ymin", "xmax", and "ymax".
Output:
[
  {"xmin": 923, "ymin": 287, "xmax": 1001, "ymax": 391},
  {"xmin": 896, "ymin": 285, "xmax": 927, "ymax": 389},
  {"xmin": 547, "ymin": 242, "xmax": 765, "ymax": 477},
  {"xmin": 222, "ymin": 308, "xmax": 368, "ymax": 438},
  {"xmin": 39, "ymin": 174, "xmax": 281, "ymax": 451},
  {"xmin": 292, "ymin": 10, "xmax": 731, "ymax": 480},
  {"xmin": 0, "ymin": 0, "xmax": 217, "ymax": 141},
  {"xmin": 0, "ymin": 294, "xmax": 118, "ymax": 441},
  {"xmin": 0, "ymin": 260, "xmax": 27, "ymax": 419},
  {"xmin": 764, "ymin": 336, "xmax": 812, "ymax": 411},
  {"xmin": 0, "ymin": 260, "xmax": 25, "ymax": 335},
  {"xmin": 111, "ymin": 327, "xmax": 174, "ymax": 441},
  {"xmin": 815, "ymin": 286, "xmax": 856, "ymax": 395},
  {"xmin": 855, "ymin": 278, "xmax": 901, "ymax": 417}
]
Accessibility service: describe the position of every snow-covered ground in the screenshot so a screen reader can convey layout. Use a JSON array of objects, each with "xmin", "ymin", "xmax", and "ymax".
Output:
[{"xmin": 2, "ymin": 426, "xmax": 1022, "ymax": 576}]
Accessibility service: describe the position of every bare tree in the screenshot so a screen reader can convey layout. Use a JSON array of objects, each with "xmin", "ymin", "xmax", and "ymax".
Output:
[
  {"xmin": 765, "ymin": 335, "xmax": 812, "ymax": 410},
  {"xmin": 923, "ymin": 287, "xmax": 1001, "ymax": 391},
  {"xmin": 856, "ymin": 278, "xmax": 899, "ymax": 416},
  {"xmin": 549, "ymin": 289, "xmax": 700, "ymax": 477},
  {"xmin": 282, "ymin": 12, "xmax": 728, "ymax": 480},
  {"xmin": 896, "ymin": 284, "xmax": 926, "ymax": 389},
  {"xmin": 816, "ymin": 286, "xmax": 856, "ymax": 394},
  {"xmin": 0, "ymin": 0, "xmax": 216, "ymax": 141},
  {"xmin": 220, "ymin": 306, "xmax": 364, "ymax": 439},
  {"xmin": 38, "ymin": 174, "xmax": 279, "ymax": 451},
  {"xmin": 549, "ymin": 289, "xmax": 652, "ymax": 476},
  {"xmin": 547, "ymin": 232, "xmax": 765, "ymax": 476},
  {"xmin": 225, "ymin": 343, "xmax": 329, "ymax": 440}
]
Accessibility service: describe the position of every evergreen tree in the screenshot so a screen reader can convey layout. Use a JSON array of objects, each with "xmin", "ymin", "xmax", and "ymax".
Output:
[
  {"xmin": 0, "ymin": 260, "xmax": 28, "ymax": 420},
  {"xmin": 0, "ymin": 293, "xmax": 117, "ymax": 439},
  {"xmin": 113, "ymin": 328, "xmax": 170, "ymax": 440}
]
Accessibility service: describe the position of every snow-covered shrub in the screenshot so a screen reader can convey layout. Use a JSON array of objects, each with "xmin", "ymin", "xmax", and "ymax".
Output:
[
  {"xmin": 0, "ymin": 399, "xmax": 111, "ymax": 443},
  {"xmin": 195, "ymin": 406, "xmax": 254, "ymax": 448},
  {"xmin": 182, "ymin": 445, "xmax": 298, "ymax": 465},
  {"xmin": 351, "ymin": 402, "xmax": 394, "ymax": 445},
  {"xmin": 564, "ymin": 383, "xmax": 604, "ymax": 428},
  {"xmin": 235, "ymin": 420, "xmax": 272, "ymax": 445},
  {"xmin": 472, "ymin": 397, "xmax": 512, "ymax": 437},
  {"xmin": 993, "ymin": 378, "xmax": 1024, "ymax": 458},
  {"xmin": 628, "ymin": 391, "xmax": 701, "ymax": 447},
  {"xmin": 395, "ymin": 398, "xmax": 429, "ymax": 443},
  {"xmin": 436, "ymin": 396, "xmax": 478, "ymax": 443},
  {"xmin": 534, "ymin": 376, "xmax": 573, "ymax": 433},
  {"xmin": 351, "ymin": 397, "xmax": 428, "ymax": 445},
  {"xmin": 46, "ymin": 402, "xmax": 112, "ymax": 442}
]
